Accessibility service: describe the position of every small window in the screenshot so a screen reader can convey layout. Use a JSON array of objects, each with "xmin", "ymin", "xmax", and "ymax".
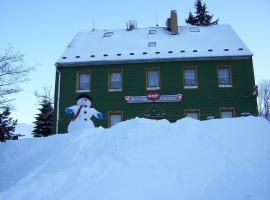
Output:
[
  {"xmin": 146, "ymin": 68, "xmax": 160, "ymax": 90},
  {"xmin": 77, "ymin": 72, "xmax": 90, "ymax": 92},
  {"xmin": 185, "ymin": 109, "xmax": 200, "ymax": 120},
  {"xmin": 109, "ymin": 70, "xmax": 122, "ymax": 91},
  {"xmin": 103, "ymin": 32, "xmax": 114, "ymax": 37},
  {"xmin": 217, "ymin": 66, "xmax": 232, "ymax": 87},
  {"xmin": 220, "ymin": 108, "xmax": 235, "ymax": 118},
  {"xmin": 148, "ymin": 42, "xmax": 156, "ymax": 47},
  {"xmin": 149, "ymin": 30, "xmax": 157, "ymax": 34},
  {"xmin": 183, "ymin": 67, "xmax": 198, "ymax": 89},
  {"xmin": 108, "ymin": 112, "xmax": 123, "ymax": 127}
]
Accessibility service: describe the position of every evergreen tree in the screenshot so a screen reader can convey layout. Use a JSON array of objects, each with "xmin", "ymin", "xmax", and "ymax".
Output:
[
  {"xmin": 0, "ymin": 107, "xmax": 17, "ymax": 142},
  {"xmin": 186, "ymin": 0, "xmax": 219, "ymax": 26},
  {"xmin": 32, "ymin": 97, "xmax": 54, "ymax": 137}
]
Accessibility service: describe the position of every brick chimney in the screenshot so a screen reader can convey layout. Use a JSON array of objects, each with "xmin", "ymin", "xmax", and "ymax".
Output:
[{"xmin": 166, "ymin": 10, "xmax": 178, "ymax": 35}]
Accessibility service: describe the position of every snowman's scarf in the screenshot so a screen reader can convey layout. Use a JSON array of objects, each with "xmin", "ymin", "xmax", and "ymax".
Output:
[{"xmin": 72, "ymin": 105, "xmax": 83, "ymax": 121}]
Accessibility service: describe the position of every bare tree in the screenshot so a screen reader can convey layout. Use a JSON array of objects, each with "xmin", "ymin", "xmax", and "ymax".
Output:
[
  {"xmin": 34, "ymin": 87, "xmax": 53, "ymax": 104},
  {"xmin": 258, "ymin": 80, "xmax": 270, "ymax": 120},
  {"xmin": 0, "ymin": 46, "xmax": 34, "ymax": 110}
]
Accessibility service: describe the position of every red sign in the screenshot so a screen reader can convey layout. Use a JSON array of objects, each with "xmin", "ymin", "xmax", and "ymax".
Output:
[
  {"xmin": 147, "ymin": 92, "xmax": 160, "ymax": 101},
  {"xmin": 124, "ymin": 96, "xmax": 131, "ymax": 102}
]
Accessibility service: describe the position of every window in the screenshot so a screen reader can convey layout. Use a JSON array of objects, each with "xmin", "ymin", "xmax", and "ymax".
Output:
[
  {"xmin": 184, "ymin": 109, "xmax": 200, "ymax": 120},
  {"xmin": 183, "ymin": 67, "xmax": 197, "ymax": 88},
  {"xmin": 217, "ymin": 66, "xmax": 232, "ymax": 87},
  {"xmin": 220, "ymin": 108, "xmax": 235, "ymax": 118},
  {"xmin": 146, "ymin": 68, "xmax": 160, "ymax": 90},
  {"xmin": 77, "ymin": 72, "xmax": 90, "ymax": 92},
  {"xmin": 103, "ymin": 32, "xmax": 114, "ymax": 37},
  {"xmin": 109, "ymin": 70, "xmax": 122, "ymax": 91},
  {"xmin": 149, "ymin": 29, "xmax": 157, "ymax": 34},
  {"xmin": 148, "ymin": 42, "xmax": 156, "ymax": 47},
  {"xmin": 108, "ymin": 112, "xmax": 123, "ymax": 127}
]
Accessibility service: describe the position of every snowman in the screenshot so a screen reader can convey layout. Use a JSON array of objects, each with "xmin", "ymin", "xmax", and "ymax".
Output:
[{"xmin": 64, "ymin": 94, "xmax": 104, "ymax": 133}]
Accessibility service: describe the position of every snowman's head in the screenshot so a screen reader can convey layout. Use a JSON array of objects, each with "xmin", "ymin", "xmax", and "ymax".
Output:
[{"xmin": 76, "ymin": 94, "xmax": 92, "ymax": 107}]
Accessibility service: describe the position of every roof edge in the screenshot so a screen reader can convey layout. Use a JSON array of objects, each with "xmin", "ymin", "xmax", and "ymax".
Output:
[{"xmin": 55, "ymin": 55, "xmax": 253, "ymax": 68}]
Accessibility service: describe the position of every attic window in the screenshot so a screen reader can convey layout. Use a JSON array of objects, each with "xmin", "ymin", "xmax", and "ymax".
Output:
[
  {"xmin": 104, "ymin": 54, "xmax": 108, "ymax": 57},
  {"xmin": 224, "ymin": 49, "xmax": 229, "ymax": 51},
  {"xmin": 168, "ymin": 51, "xmax": 173, "ymax": 54},
  {"xmin": 142, "ymin": 52, "xmax": 147, "ymax": 55},
  {"xmin": 117, "ymin": 53, "xmax": 122, "ymax": 56},
  {"xmin": 130, "ymin": 53, "xmax": 134, "ymax": 55},
  {"xmin": 103, "ymin": 32, "xmax": 114, "ymax": 37},
  {"xmin": 149, "ymin": 30, "xmax": 157, "ymax": 34},
  {"xmin": 189, "ymin": 27, "xmax": 200, "ymax": 32},
  {"xmin": 62, "ymin": 56, "xmax": 67, "ymax": 59},
  {"xmin": 90, "ymin": 55, "xmax": 95, "ymax": 57},
  {"xmin": 238, "ymin": 48, "xmax": 243, "ymax": 51},
  {"xmin": 75, "ymin": 56, "xmax": 80, "ymax": 58},
  {"xmin": 180, "ymin": 50, "xmax": 185, "ymax": 53},
  {"xmin": 193, "ymin": 50, "xmax": 198, "ymax": 52},
  {"xmin": 148, "ymin": 42, "xmax": 156, "ymax": 47},
  {"xmin": 208, "ymin": 49, "xmax": 213, "ymax": 52},
  {"xmin": 155, "ymin": 51, "xmax": 160, "ymax": 54}
]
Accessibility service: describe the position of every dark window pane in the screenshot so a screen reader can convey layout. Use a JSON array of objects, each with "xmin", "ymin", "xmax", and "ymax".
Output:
[
  {"xmin": 148, "ymin": 70, "xmax": 159, "ymax": 88},
  {"xmin": 79, "ymin": 73, "xmax": 90, "ymax": 90}
]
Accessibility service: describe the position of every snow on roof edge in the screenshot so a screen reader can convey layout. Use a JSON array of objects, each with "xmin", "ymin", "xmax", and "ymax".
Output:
[{"xmin": 55, "ymin": 55, "xmax": 252, "ymax": 67}]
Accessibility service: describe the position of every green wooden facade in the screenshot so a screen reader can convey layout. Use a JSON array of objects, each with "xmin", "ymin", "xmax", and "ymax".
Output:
[{"xmin": 54, "ymin": 57, "xmax": 257, "ymax": 133}]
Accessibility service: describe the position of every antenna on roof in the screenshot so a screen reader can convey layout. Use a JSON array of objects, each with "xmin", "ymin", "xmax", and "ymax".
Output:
[
  {"xmin": 92, "ymin": 17, "xmax": 95, "ymax": 31},
  {"xmin": 155, "ymin": 14, "xmax": 159, "ymax": 26}
]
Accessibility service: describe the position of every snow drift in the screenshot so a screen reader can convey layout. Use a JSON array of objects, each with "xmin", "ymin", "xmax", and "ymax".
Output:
[{"xmin": 0, "ymin": 117, "xmax": 270, "ymax": 200}]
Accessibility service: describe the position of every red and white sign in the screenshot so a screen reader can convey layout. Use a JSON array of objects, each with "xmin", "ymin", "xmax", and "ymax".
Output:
[
  {"xmin": 147, "ymin": 92, "xmax": 160, "ymax": 101},
  {"xmin": 124, "ymin": 94, "xmax": 183, "ymax": 104}
]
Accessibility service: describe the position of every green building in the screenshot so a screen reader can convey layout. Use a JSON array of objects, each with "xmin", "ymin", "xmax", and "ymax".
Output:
[{"xmin": 54, "ymin": 13, "xmax": 257, "ymax": 133}]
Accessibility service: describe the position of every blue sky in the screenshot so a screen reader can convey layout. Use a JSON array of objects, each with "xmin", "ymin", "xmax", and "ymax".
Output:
[{"xmin": 1, "ymin": 0, "xmax": 270, "ymax": 123}]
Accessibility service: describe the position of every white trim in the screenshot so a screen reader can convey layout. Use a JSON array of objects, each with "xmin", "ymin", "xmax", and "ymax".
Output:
[
  {"xmin": 56, "ymin": 70, "xmax": 61, "ymax": 134},
  {"xmin": 147, "ymin": 87, "xmax": 160, "ymax": 91},
  {"xmin": 76, "ymin": 90, "xmax": 90, "ymax": 93},
  {"xmin": 184, "ymin": 86, "xmax": 198, "ymax": 89},
  {"xmin": 218, "ymin": 85, "xmax": 232, "ymax": 88},
  {"xmin": 109, "ymin": 88, "xmax": 122, "ymax": 92}
]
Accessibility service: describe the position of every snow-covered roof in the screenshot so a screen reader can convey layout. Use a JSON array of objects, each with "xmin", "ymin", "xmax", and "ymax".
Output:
[{"xmin": 56, "ymin": 25, "xmax": 252, "ymax": 66}]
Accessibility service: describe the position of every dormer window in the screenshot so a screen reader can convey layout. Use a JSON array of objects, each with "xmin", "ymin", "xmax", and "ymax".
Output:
[
  {"xmin": 149, "ymin": 30, "xmax": 157, "ymax": 34},
  {"xmin": 148, "ymin": 42, "xmax": 156, "ymax": 47},
  {"xmin": 103, "ymin": 32, "xmax": 114, "ymax": 37}
]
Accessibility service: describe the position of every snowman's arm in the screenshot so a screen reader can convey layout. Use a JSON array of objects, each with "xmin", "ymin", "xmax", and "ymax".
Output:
[
  {"xmin": 65, "ymin": 105, "xmax": 78, "ymax": 115},
  {"xmin": 91, "ymin": 108, "xmax": 104, "ymax": 120}
]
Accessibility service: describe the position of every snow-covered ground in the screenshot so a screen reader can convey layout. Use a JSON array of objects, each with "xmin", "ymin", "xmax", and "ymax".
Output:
[{"xmin": 0, "ymin": 117, "xmax": 270, "ymax": 200}]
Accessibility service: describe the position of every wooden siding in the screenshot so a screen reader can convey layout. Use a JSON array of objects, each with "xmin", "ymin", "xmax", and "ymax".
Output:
[{"xmin": 54, "ymin": 58, "xmax": 257, "ymax": 133}]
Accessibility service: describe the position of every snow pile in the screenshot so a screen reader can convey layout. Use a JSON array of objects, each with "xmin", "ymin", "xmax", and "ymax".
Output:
[{"xmin": 0, "ymin": 117, "xmax": 270, "ymax": 200}]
